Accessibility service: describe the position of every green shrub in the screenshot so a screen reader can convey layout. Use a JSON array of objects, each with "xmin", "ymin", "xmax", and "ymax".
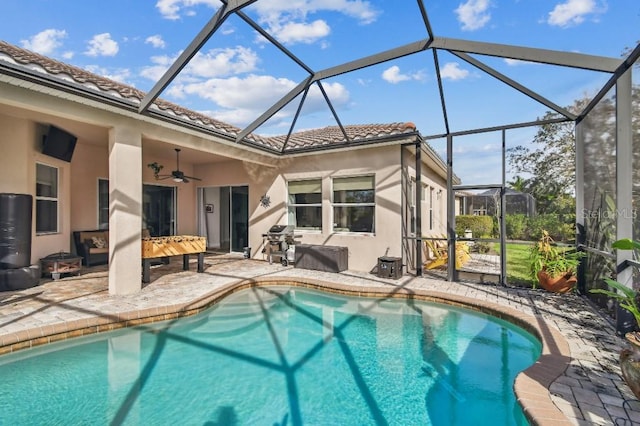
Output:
[
  {"xmin": 527, "ymin": 214, "xmax": 574, "ymax": 242},
  {"xmin": 455, "ymin": 215, "xmax": 494, "ymax": 238},
  {"xmin": 472, "ymin": 241, "xmax": 492, "ymax": 253},
  {"xmin": 505, "ymin": 214, "xmax": 528, "ymax": 240}
]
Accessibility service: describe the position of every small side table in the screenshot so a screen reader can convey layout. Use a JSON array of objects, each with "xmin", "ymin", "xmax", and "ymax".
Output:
[{"xmin": 41, "ymin": 252, "xmax": 82, "ymax": 280}]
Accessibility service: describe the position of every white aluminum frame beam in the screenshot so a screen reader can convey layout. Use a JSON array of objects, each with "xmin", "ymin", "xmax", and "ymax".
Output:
[
  {"xmin": 139, "ymin": 0, "xmax": 258, "ymax": 113},
  {"xmin": 237, "ymin": 39, "xmax": 433, "ymax": 141},
  {"xmin": 451, "ymin": 51, "xmax": 576, "ymax": 120},
  {"xmin": 431, "ymin": 37, "xmax": 622, "ymax": 72}
]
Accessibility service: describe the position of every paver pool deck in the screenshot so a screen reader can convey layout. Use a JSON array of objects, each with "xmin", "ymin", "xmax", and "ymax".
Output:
[{"xmin": 0, "ymin": 254, "xmax": 638, "ymax": 425}]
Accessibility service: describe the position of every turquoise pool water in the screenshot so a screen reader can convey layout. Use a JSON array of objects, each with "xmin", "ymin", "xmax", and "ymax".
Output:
[{"xmin": 0, "ymin": 286, "xmax": 541, "ymax": 425}]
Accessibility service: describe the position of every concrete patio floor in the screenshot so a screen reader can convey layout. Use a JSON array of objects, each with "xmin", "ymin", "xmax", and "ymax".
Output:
[{"xmin": 0, "ymin": 253, "xmax": 639, "ymax": 425}]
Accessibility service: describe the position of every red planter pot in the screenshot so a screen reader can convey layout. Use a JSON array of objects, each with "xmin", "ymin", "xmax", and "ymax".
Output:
[
  {"xmin": 536, "ymin": 270, "xmax": 577, "ymax": 293},
  {"xmin": 621, "ymin": 332, "xmax": 640, "ymax": 401}
]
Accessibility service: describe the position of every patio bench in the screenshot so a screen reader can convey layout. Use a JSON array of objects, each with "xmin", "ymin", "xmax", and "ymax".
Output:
[{"xmin": 294, "ymin": 244, "xmax": 348, "ymax": 273}]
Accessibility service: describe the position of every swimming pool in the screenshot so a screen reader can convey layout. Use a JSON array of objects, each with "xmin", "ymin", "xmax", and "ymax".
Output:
[{"xmin": 0, "ymin": 286, "xmax": 541, "ymax": 425}]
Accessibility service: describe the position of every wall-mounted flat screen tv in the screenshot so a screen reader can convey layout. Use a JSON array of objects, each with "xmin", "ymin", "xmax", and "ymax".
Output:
[{"xmin": 42, "ymin": 125, "xmax": 77, "ymax": 162}]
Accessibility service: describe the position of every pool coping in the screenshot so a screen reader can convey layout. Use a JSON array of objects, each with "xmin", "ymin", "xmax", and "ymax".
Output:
[{"xmin": 0, "ymin": 276, "xmax": 572, "ymax": 426}]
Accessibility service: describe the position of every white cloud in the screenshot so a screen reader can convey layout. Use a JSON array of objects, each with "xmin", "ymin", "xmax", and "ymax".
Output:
[
  {"xmin": 169, "ymin": 75, "xmax": 349, "ymax": 127},
  {"xmin": 547, "ymin": 0, "xmax": 600, "ymax": 27},
  {"xmin": 381, "ymin": 65, "xmax": 426, "ymax": 84},
  {"xmin": 252, "ymin": 0, "xmax": 379, "ymax": 25},
  {"xmin": 269, "ymin": 20, "xmax": 331, "ymax": 44},
  {"xmin": 145, "ymin": 35, "xmax": 166, "ymax": 49},
  {"xmin": 85, "ymin": 33, "xmax": 119, "ymax": 57},
  {"xmin": 155, "ymin": 0, "xmax": 378, "ymax": 45},
  {"xmin": 382, "ymin": 66, "xmax": 410, "ymax": 84},
  {"xmin": 141, "ymin": 46, "xmax": 260, "ymax": 82},
  {"xmin": 155, "ymin": 0, "xmax": 219, "ymax": 20},
  {"xmin": 504, "ymin": 58, "xmax": 525, "ymax": 66},
  {"xmin": 20, "ymin": 29, "xmax": 67, "ymax": 55},
  {"xmin": 455, "ymin": 0, "xmax": 492, "ymax": 31},
  {"xmin": 252, "ymin": 0, "xmax": 379, "ymax": 45},
  {"xmin": 140, "ymin": 55, "xmax": 175, "ymax": 82},
  {"xmin": 440, "ymin": 62, "xmax": 469, "ymax": 81},
  {"xmin": 188, "ymin": 46, "xmax": 259, "ymax": 77},
  {"xmin": 184, "ymin": 75, "xmax": 296, "ymax": 110},
  {"xmin": 504, "ymin": 58, "xmax": 542, "ymax": 66}
]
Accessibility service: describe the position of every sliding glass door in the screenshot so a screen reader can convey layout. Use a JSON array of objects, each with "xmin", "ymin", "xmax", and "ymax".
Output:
[
  {"xmin": 143, "ymin": 184, "xmax": 176, "ymax": 237},
  {"xmin": 98, "ymin": 181, "xmax": 176, "ymax": 236},
  {"xmin": 199, "ymin": 186, "xmax": 248, "ymax": 252}
]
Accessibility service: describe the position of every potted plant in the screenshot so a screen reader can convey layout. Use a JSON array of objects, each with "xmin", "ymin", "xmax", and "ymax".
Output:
[
  {"xmin": 528, "ymin": 230, "xmax": 584, "ymax": 293},
  {"xmin": 590, "ymin": 238, "xmax": 640, "ymax": 400}
]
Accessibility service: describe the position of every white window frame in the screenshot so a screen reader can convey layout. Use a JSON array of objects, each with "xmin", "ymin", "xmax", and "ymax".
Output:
[
  {"xmin": 332, "ymin": 175, "xmax": 375, "ymax": 234},
  {"xmin": 98, "ymin": 178, "xmax": 109, "ymax": 230},
  {"xmin": 35, "ymin": 162, "xmax": 59, "ymax": 235},
  {"xmin": 287, "ymin": 179, "xmax": 322, "ymax": 231},
  {"xmin": 408, "ymin": 177, "xmax": 416, "ymax": 235}
]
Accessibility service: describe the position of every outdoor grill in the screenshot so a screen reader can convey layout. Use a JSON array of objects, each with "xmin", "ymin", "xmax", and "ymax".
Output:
[{"xmin": 262, "ymin": 224, "xmax": 297, "ymax": 266}]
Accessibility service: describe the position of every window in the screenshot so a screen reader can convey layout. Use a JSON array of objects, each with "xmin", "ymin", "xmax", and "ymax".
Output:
[
  {"xmin": 35, "ymin": 163, "xmax": 58, "ymax": 234},
  {"xmin": 333, "ymin": 175, "xmax": 375, "ymax": 233},
  {"xmin": 429, "ymin": 186, "xmax": 434, "ymax": 230},
  {"xmin": 408, "ymin": 178, "xmax": 416, "ymax": 235},
  {"xmin": 98, "ymin": 179, "xmax": 109, "ymax": 229},
  {"xmin": 288, "ymin": 179, "xmax": 322, "ymax": 230}
]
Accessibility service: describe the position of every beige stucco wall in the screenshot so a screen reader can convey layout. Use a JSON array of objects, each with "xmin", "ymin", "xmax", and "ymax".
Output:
[
  {"xmin": 0, "ymin": 105, "xmax": 450, "ymax": 274},
  {"xmin": 0, "ymin": 115, "xmax": 73, "ymax": 262},
  {"xmin": 70, "ymin": 142, "xmax": 199, "ymax": 235},
  {"xmin": 71, "ymin": 142, "xmax": 108, "ymax": 231},
  {"xmin": 0, "ymin": 75, "xmax": 455, "ymax": 288},
  {"xmin": 194, "ymin": 144, "xmax": 444, "ymax": 272},
  {"xmin": 402, "ymin": 149, "xmax": 448, "ymax": 238},
  {"xmin": 0, "ymin": 115, "xmax": 32, "ymax": 194},
  {"xmin": 0, "ymin": 76, "xmax": 450, "ymax": 277}
]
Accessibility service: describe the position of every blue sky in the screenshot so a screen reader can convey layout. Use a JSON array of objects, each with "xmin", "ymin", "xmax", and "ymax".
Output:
[{"xmin": 1, "ymin": 0, "xmax": 638, "ymax": 184}]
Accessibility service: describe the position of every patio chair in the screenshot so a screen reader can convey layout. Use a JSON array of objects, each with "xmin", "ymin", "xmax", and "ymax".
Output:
[{"xmin": 423, "ymin": 238, "xmax": 471, "ymax": 270}]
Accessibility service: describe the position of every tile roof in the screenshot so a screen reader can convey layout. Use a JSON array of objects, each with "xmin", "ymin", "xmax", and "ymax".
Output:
[{"xmin": 0, "ymin": 40, "xmax": 418, "ymax": 154}]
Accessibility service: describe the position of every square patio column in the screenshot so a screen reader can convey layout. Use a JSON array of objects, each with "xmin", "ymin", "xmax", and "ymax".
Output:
[
  {"xmin": 108, "ymin": 126, "xmax": 142, "ymax": 295},
  {"xmin": 615, "ymin": 69, "xmax": 634, "ymax": 335}
]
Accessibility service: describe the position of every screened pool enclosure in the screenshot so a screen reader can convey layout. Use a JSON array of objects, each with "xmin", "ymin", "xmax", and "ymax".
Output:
[{"xmin": 133, "ymin": 1, "xmax": 639, "ymax": 332}]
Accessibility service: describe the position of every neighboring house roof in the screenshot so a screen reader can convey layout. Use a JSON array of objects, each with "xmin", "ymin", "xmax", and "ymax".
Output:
[
  {"xmin": 0, "ymin": 40, "xmax": 419, "ymax": 155},
  {"xmin": 478, "ymin": 188, "xmax": 533, "ymax": 196}
]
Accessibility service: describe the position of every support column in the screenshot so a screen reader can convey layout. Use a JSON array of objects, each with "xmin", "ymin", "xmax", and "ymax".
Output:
[
  {"xmin": 108, "ymin": 126, "xmax": 142, "ymax": 295},
  {"xmin": 500, "ymin": 130, "xmax": 507, "ymax": 286},
  {"xmin": 415, "ymin": 141, "xmax": 423, "ymax": 277},
  {"xmin": 615, "ymin": 69, "xmax": 634, "ymax": 335},
  {"xmin": 446, "ymin": 134, "xmax": 455, "ymax": 282},
  {"xmin": 575, "ymin": 119, "xmax": 586, "ymax": 294}
]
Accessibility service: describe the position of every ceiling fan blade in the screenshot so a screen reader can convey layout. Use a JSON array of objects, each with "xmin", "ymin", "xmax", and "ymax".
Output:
[{"xmin": 184, "ymin": 175, "xmax": 202, "ymax": 181}]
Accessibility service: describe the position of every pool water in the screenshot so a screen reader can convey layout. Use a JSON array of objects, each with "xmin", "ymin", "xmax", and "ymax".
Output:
[{"xmin": 0, "ymin": 286, "xmax": 541, "ymax": 425}]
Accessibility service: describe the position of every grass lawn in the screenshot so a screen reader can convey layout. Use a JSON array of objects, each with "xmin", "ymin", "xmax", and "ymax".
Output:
[{"xmin": 493, "ymin": 242, "xmax": 534, "ymax": 286}]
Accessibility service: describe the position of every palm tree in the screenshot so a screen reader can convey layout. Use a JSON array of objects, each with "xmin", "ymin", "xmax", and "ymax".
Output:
[{"xmin": 508, "ymin": 175, "xmax": 528, "ymax": 192}]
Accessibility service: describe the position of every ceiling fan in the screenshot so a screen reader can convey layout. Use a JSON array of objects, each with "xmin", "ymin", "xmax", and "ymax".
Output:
[{"xmin": 155, "ymin": 148, "xmax": 201, "ymax": 183}]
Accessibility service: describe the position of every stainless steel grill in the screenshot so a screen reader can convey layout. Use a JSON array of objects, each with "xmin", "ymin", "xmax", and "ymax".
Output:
[{"xmin": 262, "ymin": 225, "xmax": 296, "ymax": 265}]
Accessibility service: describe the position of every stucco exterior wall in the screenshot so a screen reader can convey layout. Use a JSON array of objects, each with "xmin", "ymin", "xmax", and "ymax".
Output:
[
  {"xmin": 71, "ymin": 142, "xmax": 108, "ymax": 231},
  {"xmin": 402, "ymin": 150, "xmax": 449, "ymax": 238},
  {"xmin": 0, "ymin": 110, "xmax": 447, "ymax": 274},
  {"xmin": 195, "ymin": 145, "xmax": 409, "ymax": 272},
  {"xmin": 0, "ymin": 115, "xmax": 32, "ymax": 194},
  {"xmin": 0, "ymin": 115, "xmax": 73, "ymax": 262}
]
